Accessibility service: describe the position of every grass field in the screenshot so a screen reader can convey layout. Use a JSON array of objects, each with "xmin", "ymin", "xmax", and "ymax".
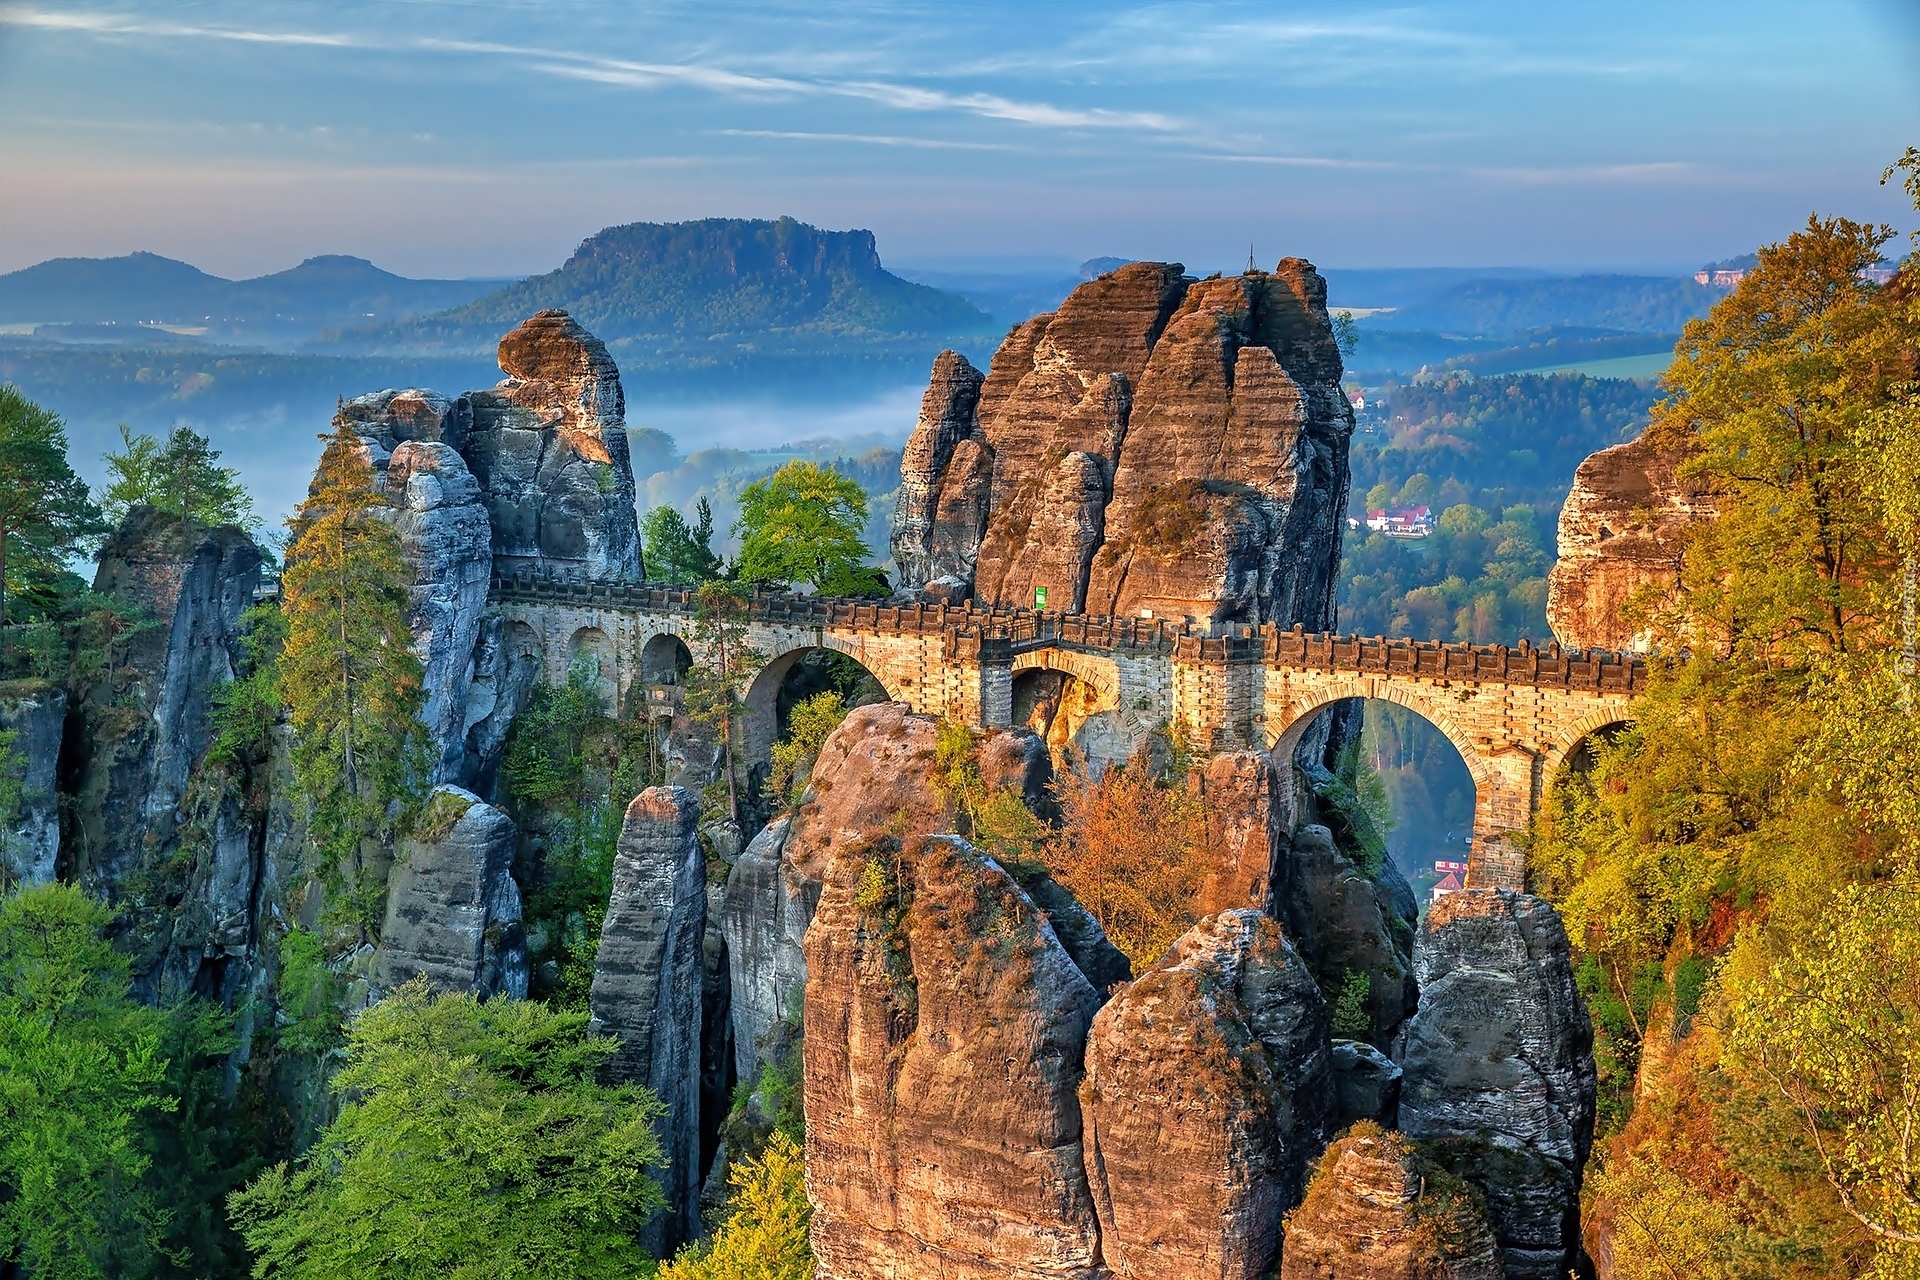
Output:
[{"xmin": 1508, "ymin": 351, "xmax": 1673, "ymax": 380}]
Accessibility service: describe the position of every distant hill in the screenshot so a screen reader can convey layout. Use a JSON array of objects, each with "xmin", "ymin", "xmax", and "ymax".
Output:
[
  {"xmin": 1364, "ymin": 273, "xmax": 1716, "ymax": 336},
  {"xmin": 322, "ymin": 216, "xmax": 999, "ymax": 364},
  {"xmin": 892, "ymin": 257, "xmax": 1135, "ymax": 324},
  {"xmin": 0, "ymin": 252, "xmax": 504, "ymax": 345}
]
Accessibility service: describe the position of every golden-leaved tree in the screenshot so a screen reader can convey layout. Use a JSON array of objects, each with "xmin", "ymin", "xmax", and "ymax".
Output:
[
  {"xmin": 1535, "ymin": 157, "xmax": 1920, "ymax": 1279},
  {"xmin": 279, "ymin": 415, "xmax": 427, "ymax": 930}
]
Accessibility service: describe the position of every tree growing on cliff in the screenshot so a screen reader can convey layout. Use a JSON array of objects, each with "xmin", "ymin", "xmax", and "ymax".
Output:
[
  {"xmin": 685, "ymin": 581, "xmax": 763, "ymax": 827},
  {"xmin": 733, "ymin": 460, "xmax": 877, "ymax": 595},
  {"xmin": 228, "ymin": 978, "xmax": 666, "ymax": 1280},
  {"xmin": 0, "ymin": 385, "xmax": 104, "ymax": 630},
  {"xmin": 101, "ymin": 423, "xmax": 257, "ymax": 532},
  {"xmin": 658, "ymin": 1131, "xmax": 811, "ymax": 1280},
  {"xmin": 278, "ymin": 416, "xmax": 427, "ymax": 926},
  {"xmin": 642, "ymin": 498, "xmax": 722, "ymax": 584}
]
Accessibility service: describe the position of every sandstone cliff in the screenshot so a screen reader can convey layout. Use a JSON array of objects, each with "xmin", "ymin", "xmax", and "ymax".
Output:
[
  {"xmin": 588, "ymin": 786, "xmax": 709, "ymax": 1253},
  {"xmin": 0, "ymin": 687, "xmax": 65, "ymax": 886},
  {"xmin": 372, "ymin": 785, "xmax": 527, "ymax": 999},
  {"xmin": 893, "ymin": 260, "xmax": 1353, "ymax": 628},
  {"xmin": 70, "ymin": 507, "xmax": 265, "ymax": 996},
  {"xmin": 1546, "ymin": 431, "xmax": 1713, "ymax": 652},
  {"xmin": 1395, "ymin": 888, "xmax": 1597, "ymax": 1280},
  {"xmin": 1080, "ymin": 909, "xmax": 1333, "ymax": 1279},
  {"xmin": 804, "ymin": 832, "xmax": 1107, "ymax": 1280}
]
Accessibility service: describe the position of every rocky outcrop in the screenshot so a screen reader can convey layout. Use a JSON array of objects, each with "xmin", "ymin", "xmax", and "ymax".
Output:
[
  {"xmin": 465, "ymin": 310, "xmax": 643, "ymax": 581},
  {"xmin": 387, "ymin": 441, "xmax": 493, "ymax": 783},
  {"xmin": 894, "ymin": 260, "xmax": 1352, "ymax": 628},
  {"xmin": 804, "ymin": 833, "xmax": 1105, "ymax": 1280},
  {"xmin": 1396, "ymin": 888, "xmax": 1597, "ymax": 1280},
  {"xmin": 1080, "ymin": 909, "xmax": 1333, "ymax": 1279},
  {"xmin": 373, "ymin": 785, "xmax": 527, "ymax": 999},
  {"xmin": 1332, "ymin": 1039, "xmax": 1404, "ymax": 1128},
  {"xmin": 71, "ymin": 508, "xmax": 264, "ymax": 993},
  {"xmin": 723, "ymin": 703, "xmax": 1070, "ymax": 1083},
  {"xmin": 1546, "ymin": 431, "xmax": 1714, "ymax": 652},
  {"xmin": 588, "ymin": 786, "xmax": 708, "ymax": 1253},
  {"xmin": 1284, "ymin": 824, "xmax": 1418, "ymax": 1047},
  {"xmin": 0, "ymin": 687, "xmax": 65, "ymax": 886},
  {"xmin": 1280, "ymin": 1125, "xmax": 1504, "ymax": 1280},
  {"xmin": 1195, "ymin": 748, "xmax": 1286, "ymax": 916}
]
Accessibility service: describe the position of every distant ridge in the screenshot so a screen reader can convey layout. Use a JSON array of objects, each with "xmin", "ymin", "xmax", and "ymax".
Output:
[
  {"xmin": 0, "ymin": 251, "xmax": 503, "ymax": 341},
  {"xmin": 319, "ymin": 216, "xmax": 999, "ymax": 364}
]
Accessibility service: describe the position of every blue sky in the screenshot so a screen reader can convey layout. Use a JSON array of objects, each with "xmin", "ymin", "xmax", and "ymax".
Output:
[{"xmin": 0, "ymin": 1, "xmax": 1915, "ymax": 279}]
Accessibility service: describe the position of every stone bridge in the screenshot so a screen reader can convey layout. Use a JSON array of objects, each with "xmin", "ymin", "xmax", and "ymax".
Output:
[{"xmin": 488, "ymin": 569, "xmax": 1643, "ymax": 890}]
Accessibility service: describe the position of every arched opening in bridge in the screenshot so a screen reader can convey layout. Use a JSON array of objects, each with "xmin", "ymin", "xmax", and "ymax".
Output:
[
  {"xmin": 568, "ymin": 626, "xmax": 617, "ymax": 708},
  {"xmin": 1011, "ymin": 667, "xmax": 1130, "ymax": 776},
  {"xmin": 640, "ymin": 633, "xmax": 693, "ymax": 686},
  {"xmin": 1282, "ymin": 697, "xmax": 1478, "ymax": 906},
  {"xmin": 742, "ymin": 646, "xmax": 891, "ymax": 790}
]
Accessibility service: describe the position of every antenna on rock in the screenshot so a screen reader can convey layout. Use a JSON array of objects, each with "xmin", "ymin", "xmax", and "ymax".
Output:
[{"xmin": 1247, "ymin": 244, "xmax": 1257, "ymax": 273}]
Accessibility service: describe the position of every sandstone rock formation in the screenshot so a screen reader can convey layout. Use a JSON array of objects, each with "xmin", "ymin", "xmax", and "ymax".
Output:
[
  {"xmin": 804, "ymin": 832, "xmax": 1105, "ymax": 1280},
  {"xmin": 466, "ymin": 310, "xmax": 643, "ymax": 581},
  {"xmin": 1080, "ymin": 909, "xmax": 1333, "ymax": 1279},
  {"xmin": 588, "ymin": 786, "xmax": 708, "ymax": 1252},
  {"xmin": 0, "ymin": 688, "xmax": 65, "ymax": 886},
  {"xmin": 723, "ymin": 703, "xmax": 1078, "ymax": 1082},
  {"xmin": 1284, "ymin": 824, "xmax": 1418, "ymax": 1047},
  {"xmin": 1195, "ymin": 748, "xmax": 1287, "ymax": 916},
  {"xmin": 1546, "ymin": 431, "xmax": 1714, "ymax": 652},
  {"xmin": 893, "ymin": 259, "xmax": 1353, "ymax": 628},
  {"xmin": 1332, "ymin": 1038, "xmax": 1404, "ymax": 1128},
  {"xmin": 1396, "ymin": 888, "xmax": 1597, "ymax": 1280},
  {"xmin": 70, "ymin": 509, "xmax": 264, "ymax": 995},
  {"xmin": 373, "ymin": 785, "xmax": 527, "ymax": 999},
  {"xmin": 1281, "ymin": 1125, "xmax": 1504, "ymax": 1280},
  {"xmin": 387, "ymin": 441, "xmax": 493, "ymax": 782}
]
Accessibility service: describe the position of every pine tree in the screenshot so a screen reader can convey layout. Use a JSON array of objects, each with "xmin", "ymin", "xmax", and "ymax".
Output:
[
  {"xmin": 685, "ymin": 582, "xmax": 763, "ymax": 827},
  {"xmin": 279, "ymin": 415, "xmax": 427, "ymax": 927},
  {"xmin": 0, "ymin": 385, "xmax": 104, "ymax": 629},
  {"xmin": 101, "ymin": 423, "xmax": 255, "ymax": 530}
]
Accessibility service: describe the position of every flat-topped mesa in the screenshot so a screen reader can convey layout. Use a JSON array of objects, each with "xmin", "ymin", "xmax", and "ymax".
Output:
[{"xmin": 892, "ymin": 259, "xmax": 1353, "ymax": 628}]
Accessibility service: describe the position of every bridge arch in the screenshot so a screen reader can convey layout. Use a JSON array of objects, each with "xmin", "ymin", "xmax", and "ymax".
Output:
[
  {"xmin": 568, "ymin": 625, "xmax": 617, "ymax": 708},
  {"xmin": 1539, "ymin": 708, "xmax": 1636, "ymax": 788},
  {"xmin": 740, "ymin": 641, "xmax": 904, "ymax": 771},
  {"xmin": 1267, "ymin": 680, "xmax": 1493, "ymax": 797},
  {"xmin": 1009, "ymin": 649, "xmax": 1139, "ymax": 773}
]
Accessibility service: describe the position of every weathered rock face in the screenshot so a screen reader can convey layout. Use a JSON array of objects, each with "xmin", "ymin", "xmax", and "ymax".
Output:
[
  {"xmin": 1284, "ymin": 824, "xmax": 1418, "ymax": 1048},
  {"xmin": 0, "ymin": 688, "xmax": 65, "ymax": 886},
  {"xmin": 465, "ymin": 310, "xmax": 643, "ymax": 581},
  {"xmin": 373, "ymin": 786, "xmax": 527, "ymax": 999},
  {"xmin": 1546, "ymin": 431, "xmax": 1714, "ymax": 652},
  {"xmin": 387, "ymin": 441, "xmax": 494, "ymax": 783},
  {"xmin": 588, "ymin": 786, "xmax": 708, "ymax": 1252},
  {"xmin": 895, "ymin": 260, "xmax": 1352, "ymax": 628},
  {"xmin": 1280, "ymin": 1125, "xmax": 1504, "ymax": 1280},
  {"xmin": 804, "ymin": 833, "xmax": 1105, "ymax": 1280},
  {"xmin": 723, "ymin": 703, "xmax": 1071, "ymax": 1083},
  {"xmin": 1332, "ymin": 1039, "xmax": 1404, "ymax": 1128},
  {"xmin": 1396, "ymin": 888, "xmax": 1597, "ymax": 1280},
  {"xmin": 1195, "ymin": 748, "xmax": 1286, "ymax": 917},
  {"xmin": 1080, "ymin": 909, "xmax": 1333, "ymax": 1280},
  {"xmin": 71, "ymin": 509, "xmax": 264, "ymax": 992}
]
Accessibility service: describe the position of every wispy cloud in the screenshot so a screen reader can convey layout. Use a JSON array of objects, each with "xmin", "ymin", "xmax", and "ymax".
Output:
[
  {"xmin": 0, "ymin": 6, "xmax": 1183, "ymax": 133},
  {"xmin": 717, "ymin": 130, "xmax": 1017, "ymax": 152}
]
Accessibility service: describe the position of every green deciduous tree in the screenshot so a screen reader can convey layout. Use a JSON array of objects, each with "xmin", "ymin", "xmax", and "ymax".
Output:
[
  {"xmin": 278, "ymin": 416, "xmax": 427, "ymax": 927},
  {"xmin": 642, "ymin": 498, "xmax": 722, "ymax": 584},
  {"xmin": 767, "ymin": 690, "xmax": 846, "ymax": 811},
  {"xmin": 228, "ymin": 978, "xmax": 666, "ymax": 1280},
  {"xmin": 0, "ymin": 384, "xmax": 105, "ymax": 629},
  {"xmin": 733, "ymin": 461, "xmax": 874, "ymax": 594},
  {"xmin": 0, "ymin": 882, "xmax": 173, "ymax": 1279},
  {"xmin": 101, "ymin": 424, "xmax": 257, "ymax": 531}
]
